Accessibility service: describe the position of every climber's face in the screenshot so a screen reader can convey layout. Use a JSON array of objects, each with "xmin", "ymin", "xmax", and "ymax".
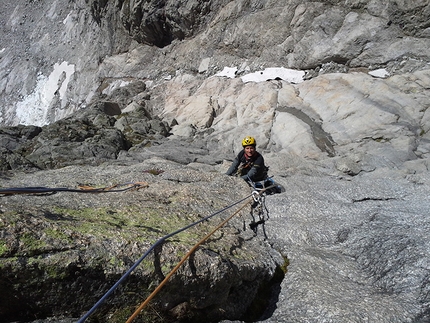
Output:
[{"xmin": 244, "ymin": 145, "xmax": 256, "ymax": 157}]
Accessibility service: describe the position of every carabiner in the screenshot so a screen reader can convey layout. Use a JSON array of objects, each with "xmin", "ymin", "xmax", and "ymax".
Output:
[{"xmin": 252, "ymin": 190, "xmax": 261, "ymax": 204}]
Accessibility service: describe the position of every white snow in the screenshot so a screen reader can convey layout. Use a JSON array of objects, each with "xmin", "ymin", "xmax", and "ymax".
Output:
[
  {"xmin": 368, "ymin": 68, "xmax": 390, "ymax": 78},
  {"xmin": 214, "ymin": 66, "xmax": 305, "ymax": 84},
  {"xmin": 15, "ymin": 61, "xmax": 75, "ymax": 126},
  {"xmin": 215, "ymin": 67, "xmax": 238, "ymax": 78},
  {"xmin": 241, "ymin": 67, "xmax": 305, "ymax": 84}
]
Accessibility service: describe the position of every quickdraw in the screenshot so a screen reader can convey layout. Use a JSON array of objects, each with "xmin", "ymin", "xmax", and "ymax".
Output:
[
  {"xmin": 252, "ymin": 189, "xmax": 261, "ymax": 204},
  {"xmin": 244, "ymin": 188, "xmax": 270, "ymax": 239}
]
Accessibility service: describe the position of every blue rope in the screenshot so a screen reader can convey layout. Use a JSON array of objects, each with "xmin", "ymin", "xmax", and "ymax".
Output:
[{"xmin": 77, "ymin": 193, "xmax": 253, "ymax": 323}]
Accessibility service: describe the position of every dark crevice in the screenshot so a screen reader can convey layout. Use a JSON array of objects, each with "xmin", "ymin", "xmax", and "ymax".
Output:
[
  {"xmin": 352, "ymin": 197, "xmax": 399, "ymax": 203},
  {"xmin": 240, "ymin": 257, "xmax": 288, "ymax": 322}
]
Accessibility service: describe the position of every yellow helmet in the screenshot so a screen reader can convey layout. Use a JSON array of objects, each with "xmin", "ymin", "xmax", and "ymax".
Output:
[{"xmin": 242, "ymin": 136, "xmax": 256, "ymax": 147}]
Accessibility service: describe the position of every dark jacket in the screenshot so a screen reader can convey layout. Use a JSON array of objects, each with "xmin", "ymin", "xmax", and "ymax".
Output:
[{"xmin": 226, "ymin": 149, "xmax": 266, "ymax": 182}]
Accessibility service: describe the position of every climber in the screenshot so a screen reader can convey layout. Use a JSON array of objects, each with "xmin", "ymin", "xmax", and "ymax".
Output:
[{"xmin": 226, "ymin": 136, "xmax": 268, "ymax": 183}]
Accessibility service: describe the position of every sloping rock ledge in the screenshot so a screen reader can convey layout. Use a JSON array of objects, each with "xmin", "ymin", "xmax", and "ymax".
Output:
[{"xmin": 0, "ymin": 160, "xmax": 286, "ymax": 323}]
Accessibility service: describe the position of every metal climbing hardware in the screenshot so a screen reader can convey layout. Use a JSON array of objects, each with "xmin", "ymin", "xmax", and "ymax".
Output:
[
  {"xmin": 243, "ymin": 187, "xmax": 270, "ymax": 238},
  {"xmin": 249, "ymin": 219, "xmax": 265, "ymax": 233},
  {"xmin": 251, "ymin": 189, "xmax": 263, "ymax": 209},
  {"xmin": 252, "ymin": 190, "xmax": 261, "ymax": 203},
  {"xmin": 249, "ymin": 192, "xmax": 269, "ymax": 238}
]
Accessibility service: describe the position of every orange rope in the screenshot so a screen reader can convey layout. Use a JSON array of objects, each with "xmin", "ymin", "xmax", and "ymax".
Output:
[{"xmin": 125, "ymin": 196, "xmax": 253, "ymax": 323}]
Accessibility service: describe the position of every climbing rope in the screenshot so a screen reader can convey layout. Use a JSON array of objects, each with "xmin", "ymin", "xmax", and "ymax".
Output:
[
  {"xmin": 125, "ymin": 195, "xmax": 254, "ymax": 323},
  {"xmin": 0, "ymin": 182, "xmax": 148, "ymax": 196},
  {"xmin": 77, "ymin": 192, "xmax": 257, "ymax": 323}
]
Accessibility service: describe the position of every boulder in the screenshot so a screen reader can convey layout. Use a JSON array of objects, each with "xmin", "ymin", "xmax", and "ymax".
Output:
[{"xmin": 0, "ymin": 161, "xmax": 284, "ymax": 322}]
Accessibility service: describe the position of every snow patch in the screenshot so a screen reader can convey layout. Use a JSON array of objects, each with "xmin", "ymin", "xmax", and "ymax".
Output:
[
  {"xmin": 241, "ymin": 67, "xmax": 305, "ymax": 84},
  {"xmin": 214, "ymin": 66, "xmax": 305, "ymax": 84},
  {"xmin": 215, "ymin": 67, "xmax": 238, "ymax": 78},
  {"xmin": 368, "ymin": 68, "xmax": 390, "ymax": 78},
  {"xmin": 15, "ymin": 61, "xmax": 75, "ymax": 126}
]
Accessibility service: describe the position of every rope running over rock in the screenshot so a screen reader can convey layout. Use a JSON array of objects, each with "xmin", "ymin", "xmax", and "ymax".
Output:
[
  {"xmin": 1, "ymin": 179, "xmax": 275, "ymax": 322},
  {"xmin": 125, "ymin": 193, "xmax": 257, "ymax": 322},
  {"xmin": 77, "ymin": 189, "xmax": 273, "ymax": 322},
  {"xmin": 0, "ymin": 182, "xmax": 148, "ymax": 196}
]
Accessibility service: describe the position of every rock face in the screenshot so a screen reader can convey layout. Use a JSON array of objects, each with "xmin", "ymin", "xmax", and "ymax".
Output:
[
  {"xmin": 1, "ymin": 0, "xmax": 430, "ymax": 322},
  {"xmin": 2, "ymin": 0, "xmax": 430, "ymax": 128},
  {"xmin": 0, "ymin": 161, "xmax": 284, "ymax": 322},
  {"xmin": 265, "ymin": 170, "xmax": 430, "ymax": 323},
  {"xmin": 117, "ymin": 0, "xmax": 227, "ymax": 48},
  {"xmin": 2, "ymin": 0, "xmax": 430, "ymax": 172}
]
